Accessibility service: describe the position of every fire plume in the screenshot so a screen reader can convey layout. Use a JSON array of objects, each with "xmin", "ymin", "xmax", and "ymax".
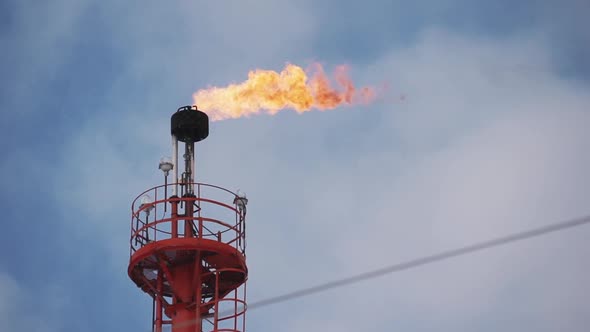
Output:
[{"xmin": 192, "ymin": 63, "xmax": 376, "ymax": 121}]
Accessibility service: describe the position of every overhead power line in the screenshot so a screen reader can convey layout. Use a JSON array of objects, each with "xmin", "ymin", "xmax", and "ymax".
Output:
[
  {"xmin": 161, "ymin": 213, "xmax": 590, "ymax": 330},
  {"xmin": 248, "ymin": 214, "xmax": 590, "ymax": 309}
]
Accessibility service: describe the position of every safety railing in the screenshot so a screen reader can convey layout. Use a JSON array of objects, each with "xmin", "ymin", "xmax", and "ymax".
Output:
[
  {"xmin": 201, "ymin": 267, "xmax": 247, "ymax": 332},
  {"xmin": 129, "ymin": 182, "xmax": 247, "ymax": 257}
]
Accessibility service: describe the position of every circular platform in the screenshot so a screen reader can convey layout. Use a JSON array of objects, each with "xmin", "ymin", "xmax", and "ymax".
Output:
[{"xmin": 129, "ymin": 237, "xmax": 247, "ymax": 302}]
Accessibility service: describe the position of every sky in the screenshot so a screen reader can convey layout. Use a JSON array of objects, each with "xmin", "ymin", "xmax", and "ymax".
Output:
[{"xmin": 1, "ymin": 1, "xmax": 590, "ymax": 331}]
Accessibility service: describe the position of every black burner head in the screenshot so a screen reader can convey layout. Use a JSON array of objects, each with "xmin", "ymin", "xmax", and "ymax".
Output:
[{"xmin": 171, "ymin": 106, "xmax": 209, "ymax": 143}]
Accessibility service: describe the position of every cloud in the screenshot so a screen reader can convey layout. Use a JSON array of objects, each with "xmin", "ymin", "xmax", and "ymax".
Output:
[
  {"xmin": 46, "ymin": 12, "xmax": 590, "ymax": 332},
  {"xmin": 0, "ymin": 0, "xmax": 90, "ymax": 111},
  {"xmin": 2, "ymin": 0, "xmax": 590, "ymax": 331},
  {"xmin": 0, "ymin": 271, "xmax": 71, "ymax": 332},
  {"xmin": 279, "ymin": 29, "xmax": 590, "ymax": 329}
]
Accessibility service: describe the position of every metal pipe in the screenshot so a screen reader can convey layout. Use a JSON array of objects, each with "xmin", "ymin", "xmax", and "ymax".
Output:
[
  {"xmin": 183, "ymin": 142, "xmax": 191, "ymax": 194},
  {"xmin": 190, "ymin": 142, "xmax": 196, "ymax": 184},
  {"xmin": 172, "ymin": 135, "xmax": 179, "ymax": 196},
  {"xmin": 156, "ymin": 272, "xmax": 163, "ymax": 332},
  {"xmin": 242, "ymin": 283, "xmax": 247, "ymax": 332},
  {"xmin": 185, "ymin": 196, "xmax": 194, "ymax": 238},
  {"xmin": 164, "ymin": 174, "xmax": 168, "ymax": 213},
  {"xmin": 151, "ymin": 295, "xmax": 155, "ymax": 332},
  {"xmin": 194, "ymin": 251, "xmax": 202, "ymax": 332},
  {"xmin": 171, "ymin": 198, "xmax": 178, "ymax": 238},
  {"xmin": 185, "ymin": 142, "xmax": 195, "ymax": 194},
  {"xmin": 214, "ymin": 271, "xmax": 219, "ymax": 331},
  {"xmin": 233, "ymin": 287, "xmax": 238, "ymax": 331}
]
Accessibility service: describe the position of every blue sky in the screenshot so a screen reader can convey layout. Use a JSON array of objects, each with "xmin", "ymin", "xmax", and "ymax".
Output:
[{"xmin": 1, "ymin": 1, "xmax": 589, "ymax": 331}]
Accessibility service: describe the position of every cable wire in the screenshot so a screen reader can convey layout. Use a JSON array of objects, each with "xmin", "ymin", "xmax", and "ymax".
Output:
[
  {"xmin": 152, "ymin": 213, "xmax": 590, "ymax": 330},
  {"xmin": 247, "ymin": 214, "xmax": 590, "ymax": 309}
]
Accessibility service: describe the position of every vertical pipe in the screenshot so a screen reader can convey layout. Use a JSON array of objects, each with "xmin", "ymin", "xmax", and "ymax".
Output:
[
  {"xmin": 194, "ymin": 251, "xmax": 202, "ymax": 332},
  {"xmin": 190, "ymin": 142, "xmax": 196, "ymax": 184},
  {"xmin": 172, "ymin": 135, "xmax": 179, "ymax": 196},
  {"xmin": 237, "ymin": 209, "xmax": 241, "ymax": 250},
  {"xmin": 171, "ymin": 198, "xmax": 178, "ymax": 238},
  {"xmin": 155, "ymin": 273, "xmax": 163, "ymax": 332},
  {"xmin": 242, "ymin": 283, "xmax": 247, "ymax": 332},
  {"xmin": 151, "ymin": 296, "xmax": 155, "ymax": 332},
  {"xmin": 185, "ymin": 141, "xmax": 195, "ymax": 194},
  {"xmin": 233, "ymin": 287, "xmax": 238, "ymax": 331},
  {"xmin": 130, "ymin": 215, "xmax": 133, "ymax": 256},
  {"xmin": 134, "ymin": 215, "xmax": 139, "ymax": 246},
  {"xmin": 198, "ymin": 184, "xmax": 202, "ymax": 239},
  {"xmin": 171, "ymin": 265, "xmax": 198, "ymax": 332},
  {"xmin": 164, "ymin": 174, "xmax": 168, "ymax": 213},
  {"xmin": 184, "ymin": 141, "xmax": 195, "ymax": 239},
  {"xmin": 243, "ymin": 211, "xmax": 247, "ymax": 253},
  {"xmin": 153, "ymin": 189, "xmax": 158, "ymax": 242},
  {"xmin": 214, "ymin": 271, "xmax": 220, "ymax": 331},
  {"xmin": 185, "ymin": 196, "xmax": 194, "ymax": 238}
]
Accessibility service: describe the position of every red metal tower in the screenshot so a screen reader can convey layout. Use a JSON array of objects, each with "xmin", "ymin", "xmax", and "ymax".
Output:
[{"xmin": 128, "ymin": 106, "xmax": 248, "ymax": 332}]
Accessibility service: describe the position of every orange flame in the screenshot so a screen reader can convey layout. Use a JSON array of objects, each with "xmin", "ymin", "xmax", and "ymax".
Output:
[{"xmin": 192, "ymin": 63, "xmax": 376, "ymax": 121}]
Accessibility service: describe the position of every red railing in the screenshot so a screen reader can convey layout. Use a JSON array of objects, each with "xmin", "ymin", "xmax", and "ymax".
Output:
[
  {"xmin": 202, "ymin": 267, "xmax": 247, "ymax": 332},
  {"xmin": 129, "ymin": 182, "xmax": 247, "ymax": 258}
]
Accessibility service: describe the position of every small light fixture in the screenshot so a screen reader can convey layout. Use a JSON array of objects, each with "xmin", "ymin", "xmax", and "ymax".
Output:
[
  {"xmin": 159, "ymin": 157, "xmax": 174, "ymax": 212},
  {"xmin": 233, "ymin": 190, "xmax": 248, "ymax": 213},
  {"xmin": 140, "ymin": 194, "xmax": 155, "ymax": 217},
  {"xmin": 159, "ymin": 157, "xmax": 174, "ymax": 175}
]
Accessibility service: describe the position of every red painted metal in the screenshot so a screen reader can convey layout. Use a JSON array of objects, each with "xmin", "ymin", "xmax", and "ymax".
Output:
[{"xmin": 129, "ymin": 183, "xmax": 247, "ymax": 332}]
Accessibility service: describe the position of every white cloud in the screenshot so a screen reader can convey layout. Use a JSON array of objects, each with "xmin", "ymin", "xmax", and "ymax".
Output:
[
  {"xmin": 2, "ymin": 0, "xmax": 89, "ymax": 112},
  {"xmin": 49, "ymin": 16, "xmax": 590, "ymax": 332},
  {"xmin": 279, "ymin": 29, "xmax": 590, "ymax": 329},
  {"xmin": 0, "ymin": 272, "xmax": 70, "ymax": 332}
]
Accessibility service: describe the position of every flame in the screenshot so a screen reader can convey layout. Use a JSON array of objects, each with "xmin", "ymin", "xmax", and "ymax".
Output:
[{"xmin": 192, "ymin": 63, "xmax": 376, "ymax": 121}]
